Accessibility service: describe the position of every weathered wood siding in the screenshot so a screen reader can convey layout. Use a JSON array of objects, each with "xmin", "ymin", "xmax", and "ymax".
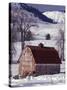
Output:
[
  {"xmin": 35, "ymin": 64, "xmax": 60, "ymax": 75},
  {"xmin": 19, "ymin": 47, "xmax": 36, "ymax": 76}
]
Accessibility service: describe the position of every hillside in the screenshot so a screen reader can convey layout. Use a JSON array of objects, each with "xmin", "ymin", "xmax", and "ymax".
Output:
[{"xmin": 43, "ymin": 11, "xmax": 65, "ymax": 23}]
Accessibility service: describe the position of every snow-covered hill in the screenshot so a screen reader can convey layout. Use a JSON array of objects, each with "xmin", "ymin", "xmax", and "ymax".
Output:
[
  {"xmin": 11, "ymin": 3, "xmax": 54, "ymax": 24},
  {"xmin": 43, "ymin": 11, "xmax": 65, "ymax": 24}
]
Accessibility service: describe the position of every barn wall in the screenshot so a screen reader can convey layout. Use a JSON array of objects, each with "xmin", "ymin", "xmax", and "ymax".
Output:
[{"xmin": 35, "ymin": 64, "xmax": 60, "ymax": 75}]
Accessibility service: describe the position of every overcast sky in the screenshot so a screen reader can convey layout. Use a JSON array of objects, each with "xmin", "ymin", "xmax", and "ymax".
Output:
[{"xmin": 27, "ymin": 3, "xmax": 65, "ymax": 12}]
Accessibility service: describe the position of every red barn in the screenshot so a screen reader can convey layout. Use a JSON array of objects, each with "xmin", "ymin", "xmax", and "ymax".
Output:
[{"xmin": 19, "ymin": 45, "xmax": 61, "ymax": 77}]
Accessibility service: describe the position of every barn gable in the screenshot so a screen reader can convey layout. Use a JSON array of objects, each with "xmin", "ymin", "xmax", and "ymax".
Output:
[{"xmin": 19, "ymin": 47, "xmax": 36, "ymax": 76}]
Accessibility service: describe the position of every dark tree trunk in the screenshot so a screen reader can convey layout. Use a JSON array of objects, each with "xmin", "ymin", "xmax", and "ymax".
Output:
[{"xmin": 21, "ymin": 31, "xmax": 25, "ymax": 50}]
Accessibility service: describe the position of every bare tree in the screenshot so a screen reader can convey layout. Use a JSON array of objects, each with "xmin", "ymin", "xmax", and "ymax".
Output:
[
  {"xmin": 46, "ymin": 33, "xmax": 51, "ymax": 40},
  {"xmin": 11, "ymin": 4, "xmax": 38, "ymax": 50},
  {"xmin": 59, "ymin": 29, "xmax": 64, "ymax": 61},
  {"xmin": 56, "ymin": 29, "xmax": 64, "ymax": 61}
]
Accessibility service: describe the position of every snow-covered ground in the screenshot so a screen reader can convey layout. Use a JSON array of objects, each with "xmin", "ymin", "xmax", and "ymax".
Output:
[
  {"xmin": 11, "ymin": 73, "xmax": 65, "ymax": 87},
  {"xmin": 10, "ymin": 61, "xmax": 65, "ymax": 87},
  {"xmin": 11, "ymin": 42, "xmax": 22, "ymax": 62}
]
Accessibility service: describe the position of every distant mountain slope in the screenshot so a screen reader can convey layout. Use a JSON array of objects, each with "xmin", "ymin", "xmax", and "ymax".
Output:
[
  {"xmin": 11, "ymin": 3, "xmax": 55, "ymax": 23},
  {"xmin": 43, "ymin": 11, "xmax": 65, "ymax": 23}
]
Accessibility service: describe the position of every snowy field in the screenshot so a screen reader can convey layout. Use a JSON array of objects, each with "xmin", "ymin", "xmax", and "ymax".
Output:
[
  {"xmin": 11, "ymin": 73, "xmax": 65, "ymax": 87},
  {"xmin": 10, "ymin": 61, "xmax": 65, "ymax": 87}
]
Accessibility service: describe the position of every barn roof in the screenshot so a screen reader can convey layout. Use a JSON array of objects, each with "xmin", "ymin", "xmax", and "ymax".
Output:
[{"xmin": 27, "ymin": 46, "xmax": 61, "ymax": 64}]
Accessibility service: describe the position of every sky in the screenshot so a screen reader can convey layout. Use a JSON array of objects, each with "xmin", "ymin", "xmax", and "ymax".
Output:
[{"xmin": 27, "ymin": 3, "xmax": 65, "ymax": 13}]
